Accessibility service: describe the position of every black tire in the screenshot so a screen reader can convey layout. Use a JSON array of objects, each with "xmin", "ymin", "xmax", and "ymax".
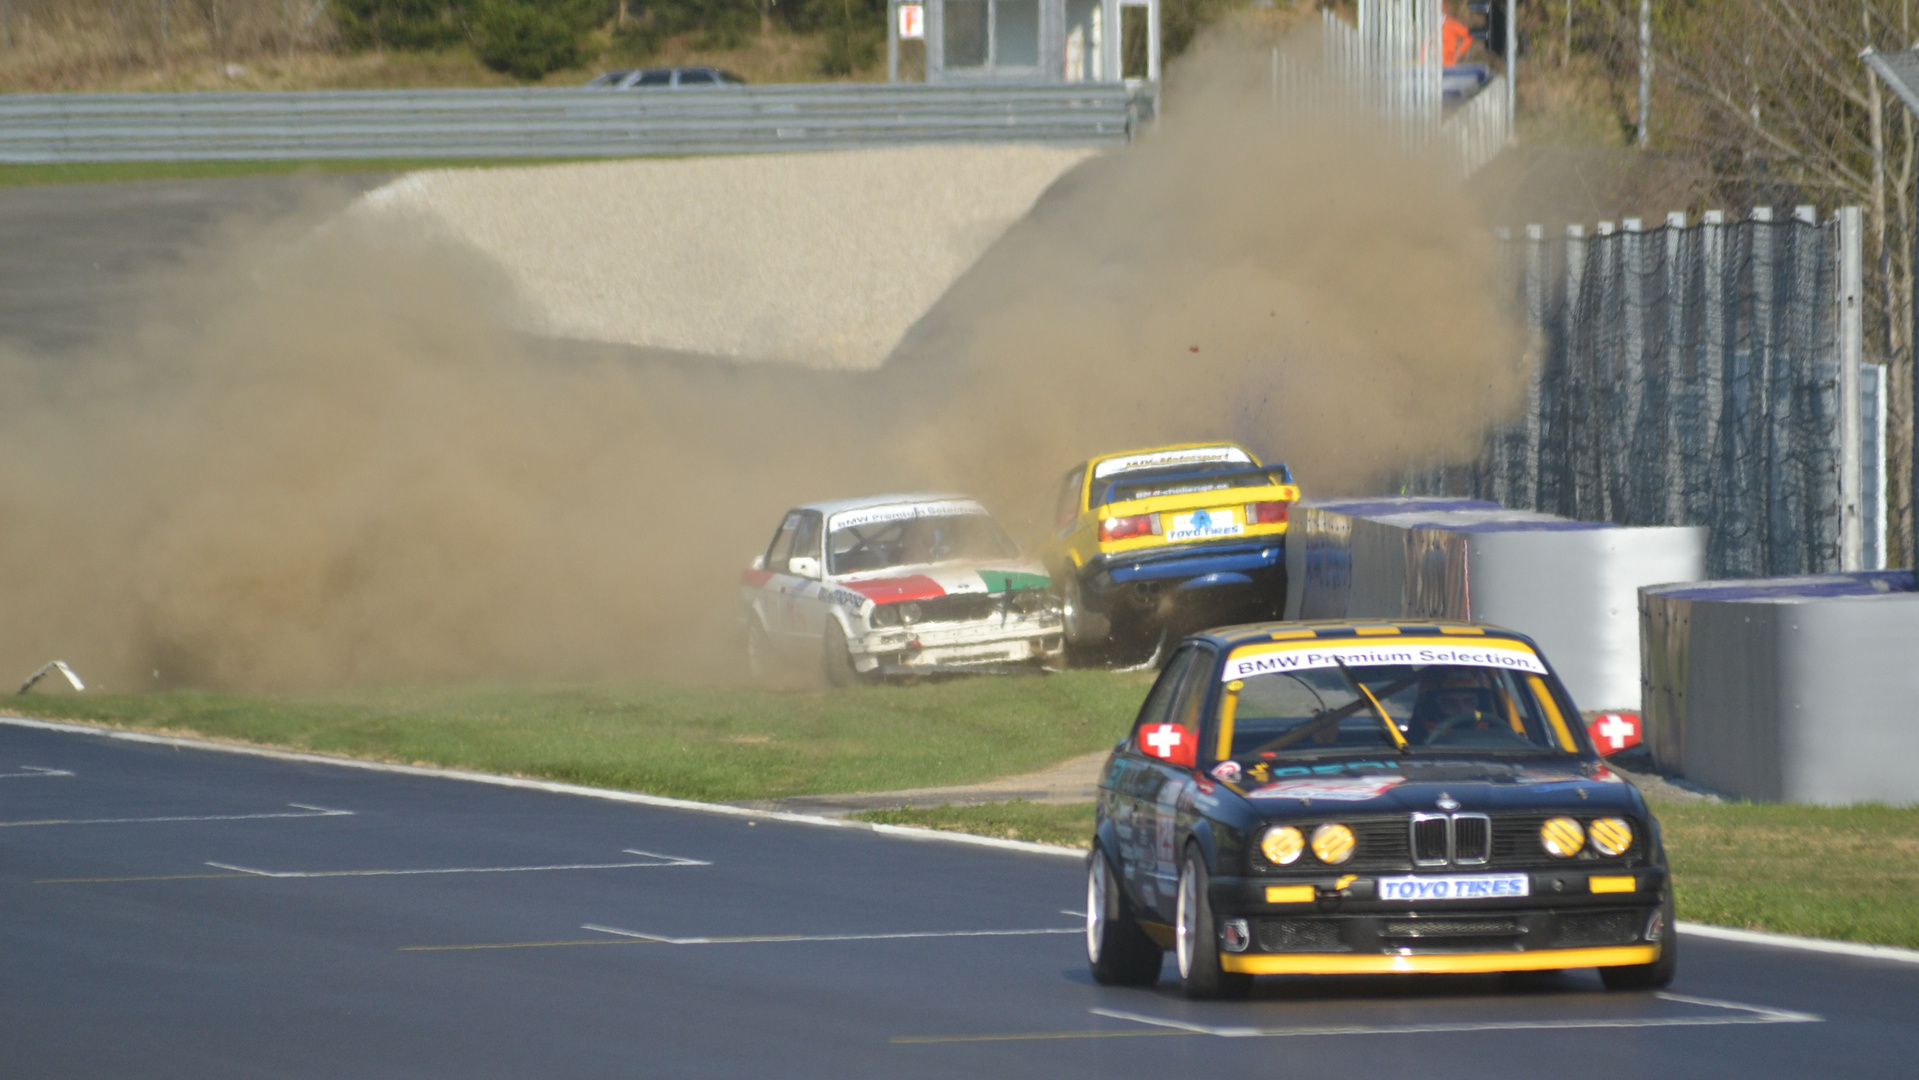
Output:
[
  {"xmin": 822, "ymin": 621, "xmax": 862, "ymax": 688},
  {"xmin": 1086, "ymin": 850, "xmax": 1163, "ymax": 987},
  {"xmin": 1600, "ymin": 888, "xmax": 1678, "ymax": 991},
  {"xmin": 1175, "ymin": 848, "xmax": 1253, "ymax": 1000}
]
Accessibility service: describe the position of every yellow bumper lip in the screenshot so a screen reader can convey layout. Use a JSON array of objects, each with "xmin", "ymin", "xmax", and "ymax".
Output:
[{"xmin": 1220, "ymin": 944, "xmax": 1659, "ymax": 976}]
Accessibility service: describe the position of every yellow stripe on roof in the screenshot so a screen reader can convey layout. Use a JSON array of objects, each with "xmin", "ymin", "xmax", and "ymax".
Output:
[{"xmin": 1354, "ymin": 626, "xmax": 1403, "ymax": 636}]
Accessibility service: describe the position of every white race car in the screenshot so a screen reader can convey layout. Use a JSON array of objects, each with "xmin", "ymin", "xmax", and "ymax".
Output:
[{"xmin": 740, "ymin": 494, "xmax": 1065, "ymax": 684}]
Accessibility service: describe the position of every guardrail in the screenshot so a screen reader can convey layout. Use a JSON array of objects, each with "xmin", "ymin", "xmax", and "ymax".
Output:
[{"xmin": 0, "ymin": 83, "xmax": 1144, "ymax": 164}]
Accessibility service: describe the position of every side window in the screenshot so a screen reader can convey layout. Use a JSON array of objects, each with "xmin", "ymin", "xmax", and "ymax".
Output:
[
  {"xmin": 637, "ymin": 70, "xmax": 672, "ymax": 86},
  {"xmin": 1055, "ymin": 465, "xmax": 1087, "ymax": 531},
  {"xmin": 788, "ymin": 512, "xmax": 823, "ymax": 574},
  {"xmin": 1171, "ymin": 647, "xmax": 1214, "ymax": 732},
  {"xmin": 678, "ymin": 69, "xmax": 717, "ymax": 84},
  {"xmin": 765, "ymin": 512, "xmax": 801, "ymax": 569},
  {"xmin": 1132, "ymin": 647, "xmax": 1195, "ymax": 743}
]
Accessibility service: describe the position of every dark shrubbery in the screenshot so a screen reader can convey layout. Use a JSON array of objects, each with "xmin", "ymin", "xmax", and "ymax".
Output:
[
  {"xmin": 335, "ymin": 0, "xmax": 469, "ymax": 49},
  {"xmin": 468, "ymin": 0, "xmax": 605, "ymax": 78}
]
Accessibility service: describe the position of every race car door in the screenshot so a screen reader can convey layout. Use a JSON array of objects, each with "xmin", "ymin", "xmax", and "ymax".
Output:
[
  {"xmin": 750, "ymin": 511, "xmax": 804, "ymax": 651},
  {"xmin": 1140, "ymin": 642, "xmax": 1215, "ymax": 921},
  {"xmin": 1113, "ymin": 644, "xmax": 1203, "ymax": 915},
  {"xmin": 777, "ymin": 510, "xmax": 831, "ymax": 644}
]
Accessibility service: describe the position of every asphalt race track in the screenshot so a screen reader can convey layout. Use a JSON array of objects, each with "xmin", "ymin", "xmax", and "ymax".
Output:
[{"xmin": 3, "ymin": 720, "xmax": 1915, "ymax": 1079}]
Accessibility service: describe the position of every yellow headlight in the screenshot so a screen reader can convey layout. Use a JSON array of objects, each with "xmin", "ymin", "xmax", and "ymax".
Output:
[
  {"xmin": 1260, "ymin": 825, "xmax": 1305, "ymax": 865},
  {"xmin": 1589, "ymin": 817, "xmax": 1633, "ymax": 857},
  {"xmin": 1540, "ymin": 816, "xmax": 1585, "ymax": 857},
  {"xmin": 1310, "ymin": 823, "xmax": 1356, "ymax": 864}
]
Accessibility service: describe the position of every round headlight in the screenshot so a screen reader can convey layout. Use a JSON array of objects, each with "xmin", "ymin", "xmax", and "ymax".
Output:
[
  {"xmin": 870, "ymin": 604, "xmax": 900, "ymax": 628},
  {"xmin": 1589, "ymin": 817, "xmax": 1633, "ymax": 857},
  {"xmin": 899, "ymin": 602, "xmax": 922, "ymax": 625},
  {"xmin": 1259, "ymin": 825, "xmax": 1304, "ymax": 865},
  {"xmin": 1012, "ymin": 589, "xmax": 1042, "ymax": 614},
  {"xmin": 1540, "ymin": 816, "xmax": 1586, "ymax": 858},
  {"xmin": 1310, "ymin": 823, "xmax": 1356, "ymax": 865}
]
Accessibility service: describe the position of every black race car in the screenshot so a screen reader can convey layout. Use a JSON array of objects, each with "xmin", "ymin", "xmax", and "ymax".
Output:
[{"xmin": 1087, "ymin": 619, "xmax": 1675, "ymax": 998}]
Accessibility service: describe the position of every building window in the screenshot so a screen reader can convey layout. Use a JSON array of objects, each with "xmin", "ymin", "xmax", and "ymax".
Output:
[
  {"xmin": 944, "ymin": 0, "xmax": 1039, "ymax": 73},
  {"xmin": 945, "ymin": 0, "xmax": 989, "ymax": 68}
]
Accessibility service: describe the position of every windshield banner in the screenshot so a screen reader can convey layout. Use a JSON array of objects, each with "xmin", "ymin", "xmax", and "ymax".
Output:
[
  {"xmin": 1092, "ymin": 446, "xmax": 1252, "ymax": 478},
  {"xmin": 828, "ymin": 499, "xmax": 987, "ymax": 531},
  {"xmin": 1222, "ymin": 641, "xmax": 1548, "ymax": 681}
]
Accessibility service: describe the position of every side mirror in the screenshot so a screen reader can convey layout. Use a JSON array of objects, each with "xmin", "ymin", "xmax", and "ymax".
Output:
[
  {"xmin": 787, "ymin": 556, "xmax": 821, "ymax": 579},
  {"xmin": 1585, "ymin": 712, "xmax": 1642, "ymax": 756}
]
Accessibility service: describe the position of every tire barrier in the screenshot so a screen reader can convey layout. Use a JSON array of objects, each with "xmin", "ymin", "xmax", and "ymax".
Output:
[
  {"xmin": 1640, "ymin": 570, "xmax": 1919, "ymax": 804},
  {"xmin": 1285, "ymin": 497, "xmax": 1705, "ymax": 712}
]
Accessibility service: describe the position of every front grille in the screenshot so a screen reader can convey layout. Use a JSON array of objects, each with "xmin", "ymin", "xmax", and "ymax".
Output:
[
  {"xmin": 914, "ymin": 594, "xmax": 1002, "ymax": 624},
  {"xmin": 1382, "ymin": 917, "xmax": 1518, "ymax": 939},
  {"xmin": 1411, "ymin": 815, "xmax": 1449, "ymax": 865},
  {"xmin": 1255, "ymin": 918, "xmax": 1347, "ymax": 952},
  {"xmin": 1556, "ymin": 910, "xmax": 1641, "ymax": 948},
  {"xmin": 1453, "ymin": 815, "xmax": 1490, "ymax": 864}
]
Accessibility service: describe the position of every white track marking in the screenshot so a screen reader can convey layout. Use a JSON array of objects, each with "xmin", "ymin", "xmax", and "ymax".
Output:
[
  {"xmin": 0, "ymin": 803, "xmax": 353, "ymax": 828},
  {"xmin": 580, "ymin": 923, "xmax": 1081, "ymax": 945},
  {"xmin": 203, "ymin": 849, "xmax": 707, "ymax": 878},
  {"xmin": 0, "ymin": 765, "xmax": 73, "ymax": 778},
  {"xmin": 1677, "ymin": 921, "xmax": 1919, "ymax": 966},
  {"xmin": 0, "ymin": 715, "xmax": 1907, "ymax": 968},
  {"xmin": 1088, "ymin": 994, "xmax": 1820, "ymax": 1039},
  {"xmin": 0, "ymin": 716, "xmax": 1086, "ymax": 860},
  {"xmin": 618, "ymin": 848, "xmax": 712, "ymax": 866}
]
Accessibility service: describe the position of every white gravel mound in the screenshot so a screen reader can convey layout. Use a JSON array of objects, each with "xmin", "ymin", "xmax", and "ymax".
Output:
[{"xmin": 354, "ymin": 145, "xmax": 1097, "ymax": 369}]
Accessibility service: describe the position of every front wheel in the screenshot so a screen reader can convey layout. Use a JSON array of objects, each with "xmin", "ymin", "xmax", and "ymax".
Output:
[
  {"xmin": 1600, "ymin": 888, "xmax": 1678, "ymax": 991},
  {"xmin": 821, "ymin": 621, "xmax": 863, "ymax": 688},
  {"xmin": 1087, "ymin": 851, "xmax": 1163, "ymax": 986},
  {"xmin": 1175, "ymin": 849, "xmax": 1253, "ymax": 1000}
]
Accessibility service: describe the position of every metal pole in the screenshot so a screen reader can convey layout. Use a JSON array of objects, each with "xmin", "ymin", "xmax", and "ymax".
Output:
[
  {"xmin": 1506, "ymin": 0, "xmax": 1517, "ymax": 127},
  {"xmin": 888, "ymin": 0, "xmax": 900, "ymax": 83},
  {"xmin": 1636, "ymin": 0, "xmax": 1651, "ymax": 146},
  {"xmin": 1840, "ymin": 206, "xmax": 1865, "ymax": 570}
]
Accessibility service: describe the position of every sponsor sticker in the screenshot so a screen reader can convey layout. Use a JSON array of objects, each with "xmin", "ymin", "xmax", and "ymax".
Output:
[
  {"xmin": 1247, "ymin": 775, "xmax": 1406, "ymax": 801},
  {"xmin": 1210, "ymin": 760, "xmax": 1243, "ymax": 783},
  {"xmin": 828, "ymin": 499, "xmax": 987, "ymax": 531},
  {"xmin": 1093, "ymin": 446, "xmax": 1253, "ymax": 478},
  {"xmin": 1221, "ymin": 641, "xmax": 1547, "ymax": 682},
  {"xmin": 1165, "ymin": 507, "xmax": 1244, "ymax": 542},
  {"xmin": 1378, "ymin": 874, "xmax": 1530, "ymax": 901}
]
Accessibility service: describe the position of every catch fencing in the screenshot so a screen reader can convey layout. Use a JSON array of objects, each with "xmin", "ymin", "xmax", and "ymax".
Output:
[
  {"xmin": 0, "ymin": 83, "xmax": 1144, "ymax": 164},
  {"xmin": 1409, "ymin": 207, "xmax": 1879, "ymax": 579}
]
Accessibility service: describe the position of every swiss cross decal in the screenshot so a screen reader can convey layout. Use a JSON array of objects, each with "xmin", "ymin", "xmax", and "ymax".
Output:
[
  {"xmin": 1586, "ymin": 712, "xmax": 1642, "ymax": 756},
  {"xmin": 1142, "ymin": 723, "xmax": 1197, "ymax": 768}
]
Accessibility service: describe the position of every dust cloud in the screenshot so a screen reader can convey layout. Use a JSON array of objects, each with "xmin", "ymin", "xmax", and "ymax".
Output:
[{"xmin": 0, "ymin": 27, "xmax": 1526, "ymax": 692}]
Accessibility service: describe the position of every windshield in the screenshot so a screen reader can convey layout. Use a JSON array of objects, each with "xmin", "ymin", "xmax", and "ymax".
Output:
[
  {"xmin": 1218, "ymin": 656, "xmax": 1579, "ymax": 760},
  {"xmin": 828, "ymin": 513, "xmax": 1017, "ymax": 574}
]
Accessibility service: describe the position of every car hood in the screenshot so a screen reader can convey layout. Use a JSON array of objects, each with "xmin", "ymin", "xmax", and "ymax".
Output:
[
  {"xmin": 831, "ymin": 559, "xmax": 1052, "ymax": 605},
  {"xmin": 1232, "ymin": 758, "xmax": 1647, "ymax": 819}
]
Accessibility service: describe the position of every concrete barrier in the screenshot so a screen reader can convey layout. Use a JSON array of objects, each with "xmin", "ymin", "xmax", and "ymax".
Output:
[
  {"xmin": 1286, "ymin": 497, "xmax": 1706, "ymax": 711},
  {"xmin": 1640, "ymin": 571, "xmax": 1919, "ymax": 804}
]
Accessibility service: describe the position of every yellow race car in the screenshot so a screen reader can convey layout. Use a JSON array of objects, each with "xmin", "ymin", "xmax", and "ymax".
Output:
[{"xmin": 1037, "ymin": 443, "xmax": 1300, "ymax": 660}]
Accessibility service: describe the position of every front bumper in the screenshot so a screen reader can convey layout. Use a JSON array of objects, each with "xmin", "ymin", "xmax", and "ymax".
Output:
[
  {"xmin": 853, "ymin": 618, "xmax": 1063, "ymax": 674},
  {"xmin": 1209, "ymin": 868, "xmax": 1667, "ymax": 975}
]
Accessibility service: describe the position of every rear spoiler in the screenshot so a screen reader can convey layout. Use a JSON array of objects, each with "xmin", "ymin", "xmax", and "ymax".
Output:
[{"xmin": 1102, "ymin": 463, "xmax": 1296, "ymax": 505}]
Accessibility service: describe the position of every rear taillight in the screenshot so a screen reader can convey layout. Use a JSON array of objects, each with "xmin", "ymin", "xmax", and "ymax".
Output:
[
  {"xmin": 1099, "ymin": 513, "xmax": 1160, "ymax": 542},
  {"xmin": 1246, "ymin": 500, "xmax": 1291, "ymax": 525}
]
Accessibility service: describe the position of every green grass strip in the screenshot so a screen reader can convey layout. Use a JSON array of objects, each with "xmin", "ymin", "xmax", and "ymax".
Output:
[
  {"xmin": 6, "ymin": 672, "xmax": 1149, "ymax": 803},
  {"xmin": 854, "ymin": 801, "xmax": 1096, "ymax": 849}
]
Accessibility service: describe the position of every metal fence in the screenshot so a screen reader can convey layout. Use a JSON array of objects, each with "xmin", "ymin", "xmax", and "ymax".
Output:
[
  {"xmin": 1410, "ymin": 208, "xmax": 1875, "ymax": 579},
  {"xmin": 0, "ymin": 83, "xmax": 1144, "ymax": 163}
]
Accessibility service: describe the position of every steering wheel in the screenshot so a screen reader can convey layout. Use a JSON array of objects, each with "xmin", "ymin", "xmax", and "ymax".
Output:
[{"xmin": 1422, "ymin": 710, "xmax": 1487, "ymax": 745}]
